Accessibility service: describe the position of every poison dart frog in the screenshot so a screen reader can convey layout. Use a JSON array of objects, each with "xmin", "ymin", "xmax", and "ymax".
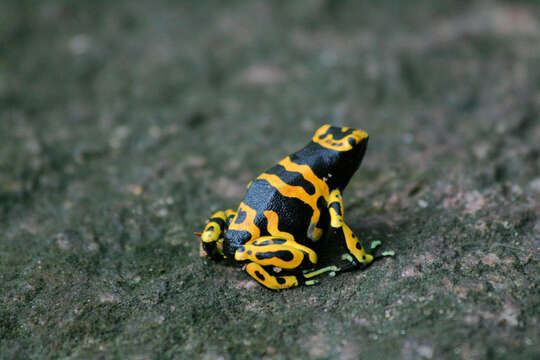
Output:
[{"xmin": 197, "ymin": 124, "xmax": 394, "ymax": 290}]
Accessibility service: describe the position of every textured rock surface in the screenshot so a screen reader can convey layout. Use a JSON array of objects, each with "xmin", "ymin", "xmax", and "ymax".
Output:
[{"xmin": 1, "ymin": 1, "xmax": 539, "ymax": 359}]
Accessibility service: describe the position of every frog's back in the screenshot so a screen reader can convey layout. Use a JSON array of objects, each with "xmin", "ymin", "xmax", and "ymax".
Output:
[{"xmin": 223, "ymin": 154, "xmax": 330, "ymax": 257}]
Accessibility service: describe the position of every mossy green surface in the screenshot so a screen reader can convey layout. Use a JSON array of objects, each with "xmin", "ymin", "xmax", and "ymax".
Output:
[{"xmin": 1, "ymin": 1, "xmax": 539, "ymax": 359}]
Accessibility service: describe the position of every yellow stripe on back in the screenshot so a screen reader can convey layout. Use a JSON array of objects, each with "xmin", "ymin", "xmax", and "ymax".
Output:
[
  {"xmin": 257, "ymin": 156, "xmax": 329, "ymax": 227},
  {"xmin": 279, "ymin": 156, "xmax": 329, "ymax": 197}
]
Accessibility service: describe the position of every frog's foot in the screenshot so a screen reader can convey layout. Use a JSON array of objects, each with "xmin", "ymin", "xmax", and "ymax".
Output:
[
  {"xmin": 304, "ymin": 244, "xmax": 396, "ymax": 279},
  {"xmin": 302, "ymin": 243, "xmax": 390, "ymax": 279},
  {"xmin": 301, "ymin": 258, "xmax": 361, "ymax": 278},
  {"xmin": 303, "ymin": 265, "xmax": 341, "ymax": 279},
  {"xmin": 244, "ymin": 263, "xmax": 318, "ymax": 290},
  {"xmin": 310, "ymin": 231, "xmax": 395, "ymax": 278},
  {"xmin": 364, "ymin": 240, "xmax": 396, "ymax": 261},
  {"xmin": 373, "ymin": 250, "xmax": 396, "ymax": 261},
  {"xmin": 199, "ymin": 209, "xmax": 235, "ymax": 260},
  {"xmin": 335, "ymin": 247, "xmax": 395, "ymax": 273}
]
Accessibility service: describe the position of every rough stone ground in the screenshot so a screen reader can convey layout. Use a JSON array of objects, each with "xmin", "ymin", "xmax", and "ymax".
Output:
[{"xmin": 1, "ymin": 0, "xmax": 539, "ymax": 359}]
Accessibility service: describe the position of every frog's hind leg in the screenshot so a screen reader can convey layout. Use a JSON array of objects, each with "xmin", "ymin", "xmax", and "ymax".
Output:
[
  {"xmin": 235, "ymin": 236, "xmax": 318, "ymax": 271},
  {"xmin": 199, "ymin": 209, "xmax": 236, "ymax": 260},
  {"xmin": 235, "ymin": 210, "xmax": 325, "ymax": 290},
  {"xmin": 244, "ymin": 262, "xmax": 317, "ymax": 290},
  {"xmin": 235, "ymin": 236, "xmax": 319, "ymax": 290}
]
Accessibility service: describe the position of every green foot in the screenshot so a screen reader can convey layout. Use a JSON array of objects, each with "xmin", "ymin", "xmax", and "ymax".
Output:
[
  {"xmin": 303, "ymin": 265, "xmax": 340, "ymax": 279},
  {"xmin": 370, "ymin": 240, "xmax": 382, "ymax": 250},
  {"xmin": 341, "ymin": 253, "xmax": 355, "ymax": 263}
]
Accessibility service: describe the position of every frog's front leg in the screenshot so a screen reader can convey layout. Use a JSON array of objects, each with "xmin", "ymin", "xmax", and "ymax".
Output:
[
  {"xmin": 328, "ymin": 189, "xmax": 373, "ymax": 267},
  {"xmin": 200, "ymin": 209, "xmax": 236, "ymax": 260},
  {"xmin": 235, "ymin": 236, "xmax": 318, "ymax": 290}
]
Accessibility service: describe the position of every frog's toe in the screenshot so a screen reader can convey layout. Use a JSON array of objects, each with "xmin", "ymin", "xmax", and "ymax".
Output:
[
  {"xmin": 341, "ymin": 253, "xmax": 355, "ymax": 263},
  {"xmin": 303, "ymin": 265, "xmax": 340, "ymax": 279},
  {"xmin": 302, "ymin": 279, "xmax": 319, "ymax": 286},
  {"xmin": 373, "ymin": 250, "xmax": 396, "ymax": 261},
  {"xmin": 370, "ymin": 240, "xmax": 382, "ymax": 250}
]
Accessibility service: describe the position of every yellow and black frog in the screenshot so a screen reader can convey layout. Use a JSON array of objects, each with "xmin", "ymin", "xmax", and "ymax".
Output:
[{"xmin": 197, "ymin": 124, "xmax": 394, "ymax": 290}]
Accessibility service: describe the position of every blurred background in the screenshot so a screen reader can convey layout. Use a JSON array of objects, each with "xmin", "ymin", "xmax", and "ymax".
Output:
[{"xmin": 1, "ymin": 1, "xmax": 539, "ymax": 359}]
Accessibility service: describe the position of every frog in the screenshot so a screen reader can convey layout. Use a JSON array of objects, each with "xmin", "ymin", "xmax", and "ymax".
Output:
[{"xmin": 197, "ymin": 124, "xmax": 394, "ymax": 290}]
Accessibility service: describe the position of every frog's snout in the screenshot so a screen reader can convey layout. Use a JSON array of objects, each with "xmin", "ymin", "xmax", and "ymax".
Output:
[
  {"xmin": 196, "ymin": 230, "xmax": 225, "ymax": 261},
  {"xmin": 199, "ymin": 238, "xmax": 225, "ymax": 261}
]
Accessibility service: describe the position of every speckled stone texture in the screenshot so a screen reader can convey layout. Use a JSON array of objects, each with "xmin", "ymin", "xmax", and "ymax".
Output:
[{"xmin": 1, "ymin": 1, "xmax": 539, "ymax": 359}]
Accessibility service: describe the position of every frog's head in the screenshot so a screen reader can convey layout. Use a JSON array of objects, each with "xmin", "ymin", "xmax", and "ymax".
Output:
[
  {"xmin": 312, "ymin": 124, "xmax": 368, "ymax": 152},
  {"xmin": 197, "ymin": 210, "xmax": 232, "ymax": 261},
  {"xmin": 311, "ymin": 124, "xmax": 369, "ymax": 190},
  {"xmin": 199, "ymin": 235, "xmax": 225, "ymax": 261}
]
